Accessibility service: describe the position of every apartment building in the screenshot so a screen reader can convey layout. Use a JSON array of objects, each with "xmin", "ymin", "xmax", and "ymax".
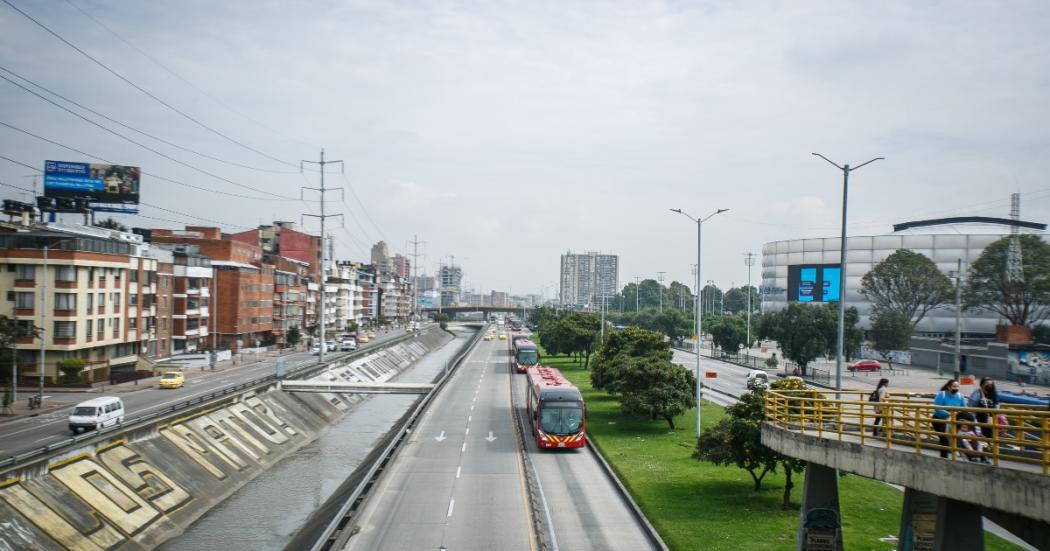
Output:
[
  {"xmin": 154, "ymin": 250, "xmax": 174, "ymax": 359},
  {"xmin": 0, "ymin": 225, "xmax": 158, "ymax": 384},
  {"xmin": 153, "ymin": 244, "xmax": 213, "ymax": 354},
  {"xmin": 439, "ymin": 264, "xmax": 463, "ymax": 307},
  {"xmin": 150, "ymin": 227, "xmax": 272, "ymax": 351},
  {"xmin": 271, "ymin": 256, "xmax": 309, "ymax": 346},
  {"xmin": 559, "ymin": 250, "xmax": 619, "ymax": 307}
]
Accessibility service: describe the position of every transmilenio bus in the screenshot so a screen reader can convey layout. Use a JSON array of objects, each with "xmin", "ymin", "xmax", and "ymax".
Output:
[
  {"xmin": 526, "ymin": 367, "xmax": 586, "ymax": 449},
  {"xmin": 511, "ymin": 337, "xmax": 539, "ymax": 373}
]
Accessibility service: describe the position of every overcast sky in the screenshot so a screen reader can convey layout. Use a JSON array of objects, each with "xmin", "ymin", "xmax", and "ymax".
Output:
[{"xmin": 2, "ymin": 0, "xmax": 1049, "ymax": 297}]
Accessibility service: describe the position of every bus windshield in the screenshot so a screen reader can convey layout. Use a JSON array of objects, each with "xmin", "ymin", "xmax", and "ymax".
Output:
[
  {"xmin": 539, "ymin": 403, "xmax": 583, "ymax": 435},
  {"xmin": 517, "ymin": 349, "xmax": 538, "ymax": 365}
]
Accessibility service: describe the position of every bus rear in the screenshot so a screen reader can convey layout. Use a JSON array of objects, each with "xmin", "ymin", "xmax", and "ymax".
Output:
[{"xmin": 526, "ymin": 367, "xmax": 586, "ymax": 449}]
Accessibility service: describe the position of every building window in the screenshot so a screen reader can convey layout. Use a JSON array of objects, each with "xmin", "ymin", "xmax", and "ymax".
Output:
[
  {"xmin": 15, "ymin": 292, "xmax": 34, "ymax": 309},
  {"xmin": 113, "ymin": 269, "xmax": 122, "ymax": 283},
  {"xmin": 112, "ymin": 293, "xmax": 121, "ymax": 307},
  {"xmin": 112, "ymin": 318, "xmax": 120, "ymax": 334},
  {"xmin": 98, "ymin": 293, "xmax": 105, "ymax": 306},
  {"xmin": 87, "ymin": 293, "xmax": 93, "ymax": 310},
  {"xmin": 55, "ymin": 266, "xmax": 77, "ymax": 282},
  {"xmin": 15, "ymin": 265, "xmax": 35, "ymax": 280},
  {"xmin": 129, "ymin": 318, "xmax": 137, "ymax": 330},
  {"xmin": 54, "ymin": 321, "xmax": 76, "ymax": 338},
  {"xmin": 129, "ymin": 294, "xmax": 138, "ymax": 306},
  {"xmin": 160, "ymin": 318, "xmax": 167, "ymax": 330},
  {"xmin": 130, "ymin": 270, "xmax": 138, "ymax": 283},
  {"xmin": 54, "ymin": 293, "xmax": 76, "ymax": 311},
  {"xmin": 86, "ymin": 319, "xmax": 93, "ymax": 335}
]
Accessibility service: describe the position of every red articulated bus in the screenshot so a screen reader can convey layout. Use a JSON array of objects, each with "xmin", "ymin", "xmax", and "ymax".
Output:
[
  {"xmin": 511, "ymin": 336, "xmax": 539, "ymax": 373},
  {"xmin": 526, "ymin": 367, "xmax": 586, "ymax": 449}
]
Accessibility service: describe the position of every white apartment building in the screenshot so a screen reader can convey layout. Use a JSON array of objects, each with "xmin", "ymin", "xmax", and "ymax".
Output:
[{"xmin": 559, "ymin": 251, "xmax": 619, "ymax": 307}]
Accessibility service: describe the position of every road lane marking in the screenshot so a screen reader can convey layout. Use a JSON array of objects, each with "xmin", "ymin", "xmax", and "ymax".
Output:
[
  {"xmin": 447, "ymin": 498, "xmax": 455, "ymax": 518},
  {"xmin": 456, "ymin": 466, "xmax": 461, "ymax": 479},
  {"xmin": 435, "ymin": 431, "xmax": 447, "ymax": 442},
  {"xmin": 465, "ymin": 428, "xmax": 469, "ymax": 435},
  {"xmin": 461, "ymin": 443, "xmax": 466, "ymax": 453}
]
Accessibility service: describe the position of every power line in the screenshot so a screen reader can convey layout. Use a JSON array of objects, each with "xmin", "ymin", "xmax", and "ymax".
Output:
[
  {"xmin": 63, "ymin": 0, "xmax": 320, "ymax": 152},
  {"xmin": 1, "ymin": 0, "xmax": 299, "ymax": 170},
  {"xmin": 339, "ymin": 172, "xmax": 387, "ymax": 242},
  {"xmin": 0, "ymin": 119, "xmax": 293, "ymax": 202},
  {"xmin": 0, "ymin": 64, "xmax": 298, "ymax": 175},
  {"xmin": 0, "ymin": 72, "xmax": 297, "ymax": 200}
]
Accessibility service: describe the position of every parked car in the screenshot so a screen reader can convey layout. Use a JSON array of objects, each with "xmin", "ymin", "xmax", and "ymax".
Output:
[
  {"xmin": 848, "ymin": 359, "xmax": 882, "ymax": 372},
  {"xmin": 746, "ymin": 370, "xmax": 769, "ymax": 390},
  {"xmin": 158, "ymin": 371, "xmax": 185, "ymax": 389},
  {"xmin": 68, "ymin": 396, "xmax": 124, "ymax": 434}
]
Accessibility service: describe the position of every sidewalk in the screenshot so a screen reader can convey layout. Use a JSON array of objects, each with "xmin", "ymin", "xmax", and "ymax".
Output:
[
  {"xmin": 0, "ymin": 346, "xmax": 304, "ymax": 424},
  {"xmin": 698, "ymin": 341, "xmax": 1046, "ymax": 397}
]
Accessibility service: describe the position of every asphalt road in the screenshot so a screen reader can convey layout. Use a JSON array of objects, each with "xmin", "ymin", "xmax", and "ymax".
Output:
[
  {"xmin": 671, "ymin": 348, "xmax": 751, "ymax": 406},
  {"xmin": 510, "ymin": 348, "xmax": 657, "ymax": 551},
  {"xmin": 0, "ymin": 328, "xmax": 412, "ymax": 461},
  {"xmin": 345, "ymin": 335, "xmax": 533, "ymax": 551}
]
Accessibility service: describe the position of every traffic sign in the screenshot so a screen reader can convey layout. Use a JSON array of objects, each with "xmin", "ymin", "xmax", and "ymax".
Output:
[{"xmin": 704, "ymin": 371, "xmax": 717, "ymax": 379}]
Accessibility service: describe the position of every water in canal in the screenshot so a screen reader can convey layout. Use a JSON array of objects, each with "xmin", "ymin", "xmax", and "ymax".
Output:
[{"xmin": 162, "ymin": 332, "xmax": 470, "ymax": 550}]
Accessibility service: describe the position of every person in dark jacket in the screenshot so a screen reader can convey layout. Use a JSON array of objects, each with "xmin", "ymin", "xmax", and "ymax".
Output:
[{"xmin": 968, "ymin": 377, "xmax": 999, "ymax": 439}]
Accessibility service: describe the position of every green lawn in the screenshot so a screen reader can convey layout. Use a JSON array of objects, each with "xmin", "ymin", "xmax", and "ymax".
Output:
[{"xmin": 538, "ymin": 351, "xmax": 1023, "ymax": 551}]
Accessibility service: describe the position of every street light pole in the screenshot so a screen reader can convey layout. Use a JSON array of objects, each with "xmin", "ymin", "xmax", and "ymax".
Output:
[
  {"xmin": 38, "ymin": 243, "xmax": 47, "ymax": 402},
  {"xmin": 812, "ymin": 153, "xmax": 884, "ymax": 391},
  {"xmin": 671, "ymin": 207, "xmax": 728, "ymax": 440},
  {"xmin": 744, "ymin": 252, "xmax": 755, "ymax": 350}
]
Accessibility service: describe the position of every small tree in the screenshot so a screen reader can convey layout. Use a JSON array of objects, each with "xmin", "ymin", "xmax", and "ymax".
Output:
[
  {"xmin": 345, "ymin": 321, "xmax": 359, "ymax": 333},
  {"xmin": 58, "ymin": 357, "xmax": 85, "ymax": 383},
  {"xmin": 763, "ymin": 304, "xmax": 830, "ymax": 375},
  {"xmin": 286, "ymin": 326, "xmax": 302, "ymax": 347},
  {"xmin": 591, "ymin": 327, "xmax": 671, "ymax": 392},
  {"xmin": 616, "ymin": 355, "xmax": 696, "ymax": 429},
  {"xmin": 869, "ymin": 309, "xmax": 910, "ymax": 370},
  {"xmin": 695, "ymin": 390, "xmax": 778, "ymax": 490},
  {"xmin": 708, "ymin": 315, "xmax": 748, "ymax": 353},
  {"xmin": 93, "ymin": 217, "xmax": 128, "ymax": 232}
]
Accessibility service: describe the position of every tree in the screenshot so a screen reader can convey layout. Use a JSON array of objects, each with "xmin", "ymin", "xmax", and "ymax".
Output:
[
  {"xmin": 695, "ymin": 389, "xmax": 778, "ymax": 491},
  {"xmin": 652, "ymin": 309, "xmax": 693, "ymax": 346},
  {"xmin": 58, "ymin": 357, "xmax": 85, "ymax": 383},
  {"xmin": 286, "ymin": 326, "xmax": 302, "ymax": 347},
  {"xmin": 707, "ymin": 315, "xmax": 748, "ymax": 353},
  {"xmin": 860, "ymin": 249, "xmax": 952, "ymax": 331},
  {"xmin": 433, "ymin": 313, "xmax": 450, "ymax": 330},
  {"xmin": 964, "ymin": 235, "xmax": 1050, "ymax": 327},
  {"xmin": 724, "ymin": 286, "xmax": 760, "ymax": 315},
  {"xmin": 591, "ymin": 326, "xmax": 671, "ymax": 392},
  {"xmin": 761, "ymin": 304, "xmax": 831, "ymax": 374},
  {"xmin": 345, "ymin": 321, "xmax": 359, "ymax": 333},
  {"xmin": 93, "ymin": 217, "xmax": 128, "ymax": 232},
  {"xmin": 0, "ymin": 316, "xmax": 39, "ymax": 404},
  {"xmin": 869, "ymin": 309, "xmax": 910, "ymax": 370},
  {"xmin": 616, "ymin": 355, "xmax": 696, "ymax": 429},
  {"xmin": 700, "ymin": 284, "xmax": 723, "ymax": 314}
]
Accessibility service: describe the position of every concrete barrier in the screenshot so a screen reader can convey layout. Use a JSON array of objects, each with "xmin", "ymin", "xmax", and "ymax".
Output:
[{"xmin": 0, "ymin": 329, "xmax": 453, "ymax": 550}]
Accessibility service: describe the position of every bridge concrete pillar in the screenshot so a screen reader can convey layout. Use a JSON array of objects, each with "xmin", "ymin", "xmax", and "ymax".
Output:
[
  {"xmin": 797, "ymin": 463, "xmax": 843, "ymax": 551},
  {"xmin": 898, "ymin": 487, "xmax": 938, "ymax": 550},
  {"xmin": 933, "ymin": 496, "xmax": 984, "ymax": 551}
]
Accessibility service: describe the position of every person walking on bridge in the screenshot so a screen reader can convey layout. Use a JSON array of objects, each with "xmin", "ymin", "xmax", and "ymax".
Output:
[
  {"xmin": 968, "ymin": 377, "xmax": 999, "ymax": 440},
  {"xmin": 870, "ymin": 378, "xmax": 890, "ymax": 436},
  {"xmin": 933, "ymin": 379, "xmax": 966, "ymax": 458}
]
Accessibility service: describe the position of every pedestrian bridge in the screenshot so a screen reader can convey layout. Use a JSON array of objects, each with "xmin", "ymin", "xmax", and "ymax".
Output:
[{"xmin": 761, "ymin": 389, "xmax": 1050, "ymax": 551}]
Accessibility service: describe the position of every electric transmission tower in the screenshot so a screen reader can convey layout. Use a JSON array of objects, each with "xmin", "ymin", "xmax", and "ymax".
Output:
[
  {"xmin": 407, "ymin": 235, "xmax": 426, "ymax": 319},
  {"xmin": 301, "ymin": 149, "xmax": 343, "ymax": 364}
]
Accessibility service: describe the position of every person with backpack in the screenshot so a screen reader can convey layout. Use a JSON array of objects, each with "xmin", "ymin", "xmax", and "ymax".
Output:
[
  {"xmin": 968, "ymin": 377, "xmax": 999, "ymax": 439},
  {"xmin": 933, "ymin": 379, "xmax": 967, "ymax": 458},
  {"xmin": 869, "ymin": 378, "xmax": 890, "ymax": 436}
]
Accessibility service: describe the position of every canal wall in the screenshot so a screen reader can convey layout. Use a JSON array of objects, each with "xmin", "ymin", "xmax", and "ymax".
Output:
[{"xmin": 0, "ymin": 329, "xmax": 454, "ymax": 550}]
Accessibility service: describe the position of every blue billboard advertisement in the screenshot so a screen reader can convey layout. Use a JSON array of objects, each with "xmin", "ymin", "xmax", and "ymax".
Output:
[
  {"xmin": 44, "ymin": 160, "xmax": 140, "ymax": 207},
  {"xmin": 788, "ymin": 264, "xmax": 841, "ymax": 303}
]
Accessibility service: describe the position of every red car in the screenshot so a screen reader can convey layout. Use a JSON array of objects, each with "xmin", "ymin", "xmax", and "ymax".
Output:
[{"xmin": 848, "ymin": 359, "xmax": 882, "ymax": 372}]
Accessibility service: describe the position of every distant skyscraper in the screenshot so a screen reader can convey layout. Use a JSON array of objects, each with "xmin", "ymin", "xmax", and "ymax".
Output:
[
  {"xmin": 559, "ymin": 251, "xmax": 618, "ymax": 307},
  {"xmin": 392, "ymin": 254, "xmax": 410, "ymax": 279},
  {"xmin": 370, "ymin": 241, "xmax": 393, "ymax": 273},
  {"xmin": 439, "ymin": 264, "xmax": 464, "ymax": 306}
]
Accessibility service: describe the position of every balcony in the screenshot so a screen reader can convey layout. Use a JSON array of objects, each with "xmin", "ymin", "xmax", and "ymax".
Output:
[
  {"xmin": 14, "ymin": 279, "xmax": 34, "ymax": 288},
  {"xmin": 96, "ymin": 332, "xmax": 105, "ymax": 342},
  {"xmin": 54, "ymin": 336, "xmax": 76, "ymax": 345},
  {"xmin": 14, "ymin": 308, "xmax": 33, "ymax": 317},
  {"xmin": 53, "ymin": 309, "xmax": 77, "ymax": 317},
  {"xmin": 55, "ymin": 280, "xmax": 77, "ymax": 289},
  {"xmin": 200, "ymin": 287, "xmax": 210, "ymax": 298}
]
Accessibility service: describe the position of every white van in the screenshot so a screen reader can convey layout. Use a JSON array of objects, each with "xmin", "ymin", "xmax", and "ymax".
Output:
[{"xmin": 68, "ymin": 396, "xmax": 125, "ymax": 434}]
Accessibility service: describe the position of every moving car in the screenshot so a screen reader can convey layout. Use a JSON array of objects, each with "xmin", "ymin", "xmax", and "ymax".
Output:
[
  {"xmin": 158, "ymin": 371, "xmax": 185, "ymax": 389},
  {"xmin": 341, "ymin": 338, "xmax": 358, "ymax": 351},
  {"xmin": 358, "ymin": 335, "xmax": 370, "ymax": 344},
  {"xmin": 484, "ymin": 332, "xmax": 494, "ymax": 341},
  {"xmin": 848, "ymin": 359, "xmax": 882, "ymax": 372},
  {"xmin": 68, "ymin": 397, "xmax": 124, "ymax": 434},
  {"xmin": 311, "ymin": 343, "xmax": 322, "ymax": 355},
  {"xmin": 499, "ymin": 333, "xmax": 507, "ymax": 340},
  {"xmin": 746, "ymin": 370, "xmax": 768, "ymax": 390},
  {"xmin": 326, "ymin": 341, "xmax": 338, "ymax": 352}
]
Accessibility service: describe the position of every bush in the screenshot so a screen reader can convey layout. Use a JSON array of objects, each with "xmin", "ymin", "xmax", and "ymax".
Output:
[{"xmin": 57, "ymin": 357, "xmax": 85, "ymax": 383}]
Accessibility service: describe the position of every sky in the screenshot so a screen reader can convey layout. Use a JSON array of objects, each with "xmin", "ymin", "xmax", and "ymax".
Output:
[{"xmin": 2, "ymin": 0, "xmax": 1049, "ymax": 298}]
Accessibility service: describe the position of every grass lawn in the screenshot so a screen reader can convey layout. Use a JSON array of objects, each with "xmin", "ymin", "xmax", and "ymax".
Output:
[{"xmin": 538, "ymin": 351, "xmax": 1023, "ymax": 551}]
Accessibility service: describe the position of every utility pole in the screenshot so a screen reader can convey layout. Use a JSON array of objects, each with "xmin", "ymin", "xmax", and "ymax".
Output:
[
  {"xmin": 812, "ymin": 153, "xmax": 884, "ymax": 391},
  {"xmin": 744, "ymin": 253, "xmax": 755, "ymax": 349},
  {"xmin": 301, "ymin": 149, "xmax": 344, "ymax": 364},
  {"xmin": 407, "ymin": 235, "xmax": 425, "ymax": 320},
  {"xmin": 657, "ymin": 272, "xmax": 666, "ymax": 312},
  {"xmin": 951, "ymin": 258, "xmax": 963, "ymax": 379},
  {"xmin": 634, "ymin": 276, "xmax": 641, "ymax": 312},
  {"xmin": 38, "ymin": 243, "xmax": 47, "ymax": 403}
]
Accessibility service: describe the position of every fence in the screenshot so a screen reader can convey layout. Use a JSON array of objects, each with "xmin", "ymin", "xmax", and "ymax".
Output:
[{"xmin": 764, "ymin": 388, "xmax": 1050, "ymax": 474}]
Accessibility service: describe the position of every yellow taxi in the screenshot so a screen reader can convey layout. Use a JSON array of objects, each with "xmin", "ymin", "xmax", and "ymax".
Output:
[
  {"xmin": 358, "ymin": 335, "xmax": 370, "ymax": 344},
  {"xmin": 158, "ymin": 371, "xmax": 185, "ymax": 389},
  {"xmin": 484, "ymin": 332, "xmax": 495, "ymax": 341},
  {"xmin": 499, "ymin": 333, "xmax": 507, "ymax": 340}
]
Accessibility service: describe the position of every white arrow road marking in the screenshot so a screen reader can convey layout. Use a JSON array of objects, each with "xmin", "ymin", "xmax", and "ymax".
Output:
[
  {"xmin": 435, "ymin": 431, "xmax": 447, "ymax": 442},
  {"xmin": 485, "ymin": 432, "xmax": 497, "ymax": 443}
]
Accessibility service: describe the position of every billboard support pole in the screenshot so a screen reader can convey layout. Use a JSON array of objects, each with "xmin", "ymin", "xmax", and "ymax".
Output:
[{"xmin": 812, "ymin": 154, "xmax": 884, "ymax": 391}]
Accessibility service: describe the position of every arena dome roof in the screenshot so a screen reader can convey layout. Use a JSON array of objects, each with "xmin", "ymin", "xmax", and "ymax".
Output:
[{"xmin": 891, "ymin": 216, "xmax": 1046, "ymax": 235}]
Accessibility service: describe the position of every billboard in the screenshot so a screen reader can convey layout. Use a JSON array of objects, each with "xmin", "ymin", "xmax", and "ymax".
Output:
[
  {"xmin": 787, "ymin": 264, "xmax": 841, "ymax": 303},
  {"xmin": 44, "ymin": 160, "xmax": 140, "ymax": 206}
]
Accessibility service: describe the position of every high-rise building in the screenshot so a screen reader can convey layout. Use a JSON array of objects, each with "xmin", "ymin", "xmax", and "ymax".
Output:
[
  {"xmin": 392, "ymin": 254, "xmax": 410, "ymax": 279},
  {"xmin": 559, "ymin": 251, "xmax": 619, "ymax": 307},
  {"xmin": 370, "ymin": 241, "xmax": 393, "ymax": 274},
  {"xmin": 439, "ymin": 264, "xmax": 463, "ymax": 307}
]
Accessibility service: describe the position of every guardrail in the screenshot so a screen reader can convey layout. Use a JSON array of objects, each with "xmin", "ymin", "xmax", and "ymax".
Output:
[
  {"xmin": 308, "ymin": 324, "xmax": 487, "ymax": 551},
  {"xmin": 0, "ymin": 329, "xmax": 432, "ymax": 471},
  {"xmin": 765, "ymin": 389, "xmax": 1050, "ymax": 474}
]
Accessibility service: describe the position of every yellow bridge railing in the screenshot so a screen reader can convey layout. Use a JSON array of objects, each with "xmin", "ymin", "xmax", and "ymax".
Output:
[{"xmin": 764, "ymin": 389, "xmax": 1050, "ymax": 475}]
